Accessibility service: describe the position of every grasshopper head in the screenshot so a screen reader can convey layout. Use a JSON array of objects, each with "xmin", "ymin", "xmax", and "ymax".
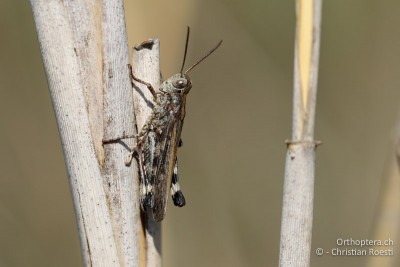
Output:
[
  {"xmin": 160, "ymin": 73, "xmax": 192, "ymax": 94},
  {"xmin": 159, "ymin": 27, "xmax": 221, "ymax": 96}
]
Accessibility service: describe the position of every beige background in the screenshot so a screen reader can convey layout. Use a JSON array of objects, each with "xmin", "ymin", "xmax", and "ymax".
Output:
[{"xmin": 1, "ymin": 1, "xmax": 400, "ymax": 266}]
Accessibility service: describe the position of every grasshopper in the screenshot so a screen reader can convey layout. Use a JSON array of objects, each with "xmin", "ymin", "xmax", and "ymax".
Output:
[{"xmin": 106, "ymin": 28, "xmax": 222, "ymax": 221}]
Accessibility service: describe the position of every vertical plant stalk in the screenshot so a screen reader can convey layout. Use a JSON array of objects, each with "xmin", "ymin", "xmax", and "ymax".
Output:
[
  {"xmin": 131, "ymin": 39, "xmax": 162, "ymax": 267},
  {"xmin": 102, "ymin": 1, "xmax": 142, "ymax": 266},
  {"xmin": 30, "ymin": 0, "xmax": 142, "ymax": 266},
  {"xmin": 279, "ymin": 1, "xmax": 322, "ymax": 267}
]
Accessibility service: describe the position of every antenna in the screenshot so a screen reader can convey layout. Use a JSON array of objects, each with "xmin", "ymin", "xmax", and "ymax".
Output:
[
  {"xmin": 180, "ymin": 27, "xmax": 190, "ymax": 75},
  {"xmin": 184, "ymin": 40, "xmax": 223, "ymax": 75}
]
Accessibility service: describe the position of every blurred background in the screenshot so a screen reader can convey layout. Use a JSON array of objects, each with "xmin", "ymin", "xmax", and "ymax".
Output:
[{"xmin": 1, "ymin": 0, "xmax": 400, "ymax": 266}]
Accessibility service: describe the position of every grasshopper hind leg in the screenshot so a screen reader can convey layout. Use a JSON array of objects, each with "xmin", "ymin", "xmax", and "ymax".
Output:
[
  {"xmin": 138, "ymin": 151, "xmax": 155, "ymax": 210},
  {"xmin": 140, "ymin": 131, "xmax": 160, "ymax": 210},
  {"xmin": 171, "ymin": 158, "xmax": 186, "ymax": 207},
  {"xmin": 138, "ymin": 159, "xmax": 154, "ymax": 210}
]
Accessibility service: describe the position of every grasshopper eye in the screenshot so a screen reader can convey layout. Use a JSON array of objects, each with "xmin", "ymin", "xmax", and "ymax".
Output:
[{"xmin": 173, "ymin": 79, "xmax": 187, "ymax": 89}]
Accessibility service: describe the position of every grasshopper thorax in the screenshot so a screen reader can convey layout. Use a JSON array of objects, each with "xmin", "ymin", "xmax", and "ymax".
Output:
[{"xmin": 160, "ymin": 73, "xmax": 192, "ymax": 95}]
